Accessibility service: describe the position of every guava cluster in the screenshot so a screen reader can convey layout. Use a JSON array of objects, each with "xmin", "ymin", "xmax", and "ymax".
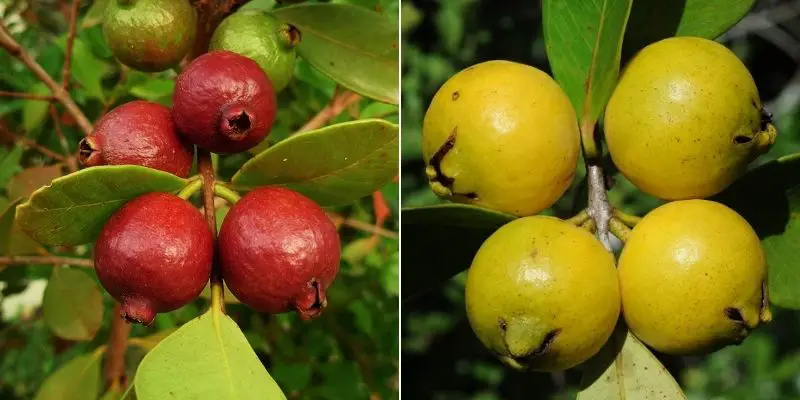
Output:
[
  {"xmin": 88, "ymin": 3, "xmax": 339, "ymax": 326},
  {"xmin": 422, "ymin": 37, "xmax": 774, "ymax": 371}
]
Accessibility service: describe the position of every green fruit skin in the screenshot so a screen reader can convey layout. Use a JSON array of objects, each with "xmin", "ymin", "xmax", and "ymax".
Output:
[
  {"xmin": 103, "ymin": 0, "xmax": 197, "ymax": 72},
  {"xmin": 209, "ymin": 11, "xmax": 298, "ymax": 93}
]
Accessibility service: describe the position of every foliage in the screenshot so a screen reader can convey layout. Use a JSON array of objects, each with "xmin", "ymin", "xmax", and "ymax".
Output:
[
  {"xmin": 0, "ymin": 1, "xmax": 399, "ymax": 399},
  {"xmin": 402, "ymin": 0, "xmax": 800, "ymax": 399}
]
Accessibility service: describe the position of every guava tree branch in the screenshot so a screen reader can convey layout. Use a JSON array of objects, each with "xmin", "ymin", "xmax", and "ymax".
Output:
[
  {"xmin": 0, "ymin": 91, "xmax": 54, "ymax": 101},
  {"xmin": 104, "ymin": 302, "xmax": 132, "ymax": 390},
  {"xmin": 61, "ymin": 0, "xmax": 80, "ymax": 90},
  {"xmin": 0, "ymin": 255, "xmax": 93, "ymax": 267},
  {"xmin": 0, "ymin": 21, "xmax": 93, "ymax": 136},
  {"xmin": 586, "ymin": 163, "xmax": 613, "ymax": 250},
  {"xmin": 327, "ymin": 212, "xmax": 398, "ymax": 239},
  {"xmin": 297, "ymin": 90, "xmax": 362, "ymax": 134},
  {"xmin": 50, "ymin": 106, "xmax": 78, "ymax": 171},
  {"xmin": 0, "ymin": 125, "xmax": 66, "ymax": 161},
  {"xmin": 198, "ymin": 148, "xmax": 226, "ymax": 311}
]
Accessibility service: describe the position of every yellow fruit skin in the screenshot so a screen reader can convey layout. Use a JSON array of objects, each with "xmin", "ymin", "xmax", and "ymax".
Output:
[
  {"xmin": 466, "ymin": 216, "xmax": 620, "ymax": 371},
  {"xmin": 604, "ymin": 37, "xmax": 777, "ymax": 200},
  {"xmin": 619, "ymin": 200, "xmax": 770, "ymax": 355},
  {"xmin": 422, "ymin": 61, "xmax": 580, "ymax": 216}
]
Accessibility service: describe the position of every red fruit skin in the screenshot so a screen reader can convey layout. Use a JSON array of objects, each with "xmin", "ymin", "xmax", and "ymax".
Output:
[
  {"xmin": 94, "ymin": 192, "xmax": 213, "ymax": 325},
  {"xmin": 172, "ymin": 51, "xmax": 277, "ymax": 154},
  {"xmin": 79, "ymin": 101, "xmax": 193, "ymax": 177},
  {"xmin": 219, "ymin": 187, "xmax": 340, "ymax": 319}
]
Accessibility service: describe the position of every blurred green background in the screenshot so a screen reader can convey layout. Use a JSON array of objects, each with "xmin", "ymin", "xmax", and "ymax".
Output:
[
  {"xmin": 401, "ymin": 1, "xmax": 800, "ymax": 399},
  {"xmin": 0, "ymin": 1, "xmax": 398, "ymax": 399}
]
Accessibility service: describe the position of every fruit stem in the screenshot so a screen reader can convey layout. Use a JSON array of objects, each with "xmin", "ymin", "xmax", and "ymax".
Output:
[
  {"xmin": 177, "ymin": 178, "xmax": 204, "ymax": 200},
  {"xmin": 565, "ymin": 209, "xmax": 590, "ymax": 226},
  {"xmin": 608, "ymin": 218, "xmax": 632, "ymax": 243},
  {"xmin": 580, "ymin": 218, "xmax": 596, "ymax": 233},
  {"xmin": 580, "ymin": 120, "xmax": 599, "ymax": 161},
  {"xmin": 612, "ymin": 208, "xmax": 642, "ymax": 228},
  {"xmin": 214, "ymin": 183, "xmax": 241, "ymax": 204},
  {"xmin": 198, "ymin": 148, "xmax": 226, "ymax": 315},
  {"xmin": 104, "ymin": 302, "xmax": 132, "ymax": 391},
  {"xmin": 586, "ymin": 163, "xmax": 613, "ymax": 250}
]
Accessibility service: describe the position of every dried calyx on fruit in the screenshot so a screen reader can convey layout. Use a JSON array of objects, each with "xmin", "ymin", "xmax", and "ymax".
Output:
[
  {"xmin": 210, "ymin": 10, "xmax": 301, "ymax": 93},
  {"xmin": 94, "ymin": 192, "xmax": 213, "ymax": 325},
  {"xmin": 79, "ymin": 101, "xmax": 193, "ymax": 177},
  {"xmin": 218, "ymin": 187, "xmax": 341, "ymax": 319},
  {"xmin": 173, "ymin": 51, "xmax": 277, "ymax": 154}
]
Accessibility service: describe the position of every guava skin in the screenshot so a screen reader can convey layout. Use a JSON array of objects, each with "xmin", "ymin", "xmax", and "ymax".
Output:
[
  {"xmin": 465, "ymin": 216, "xmax": 620, "ymax": 371},
  {"xmin": 618, "ymin": 200, "xmax": 771, "ymax": 355},
  {"xmin": 604, "ymin": 37, "xmax": 777, "ymax": 200},
  {"xmin": 209, "ymin": 10, "xmax": 300, "ymax": 93},
  {"xmin": 103, "ymin": 0, "xmax": 197, "ymax": 72},
  {"xmin": 218, "ymin": 187, "xmax": 340, "ymax": 319},
  {"xmin": 94, "ymin": 193, "xmax": 213, "ymax": 325},
  {"xmin": 422, "ymin": 60, "xmax": 580, "ymax": 217},
  {"xmin": 173, "ymin": 51, "xmax": 277, "ymax": 154},
  {"xmin": 78, "ymin": 101, "xmax": 193, "ymax": 177}
]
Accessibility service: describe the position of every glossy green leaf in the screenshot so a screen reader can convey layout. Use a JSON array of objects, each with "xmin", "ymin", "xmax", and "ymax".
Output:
[
  {"xmin": 34, "ymin": 347, "xmax": 105, "ymax": 400},
  {"xmin": 401, "ymin": 204, "xmax": 516, "ymax": 299},
  {"xmin": 273, "ymin": 4, "xmax": 399, "ymax": 104},
  {"xmin": 623, "ymin": 0, "xmax": 756, "ymax": 59},
  {"xmin": 543, "ymin": 0, "xmax": 632, "ymax": 126},
  {"xmin": 43, "ymin": 268, "xmax": 103, "ymax": 341},
  {"xmin": 62, "ymin": 38, "xmax": 109, "ymax": 102},
  {"xmin": 578, "ymin": 326, "xmax": 686, "ymax": 399},
  {"xmin": 135, "ymin": 310, "xmax": 287, "ymax": 399},
  {"xmin": 232, "ymin": 119, "xmax": 397, "ymax": 206},
  {"xmin": 16, "ymin": 166, "xmax": 188, "ymax": 246},
  {"xmin": 0, "ymin": 198, "xmax": 41, "ymax": 256},
  {"xmin": 0, "ymin": 146, "xmax": 23, "ymax": 188},
  {"xmin": 714, "ymin": 154, "xmax": 800, "ymax": 308},
  {"xmin": 22, "ymin": 83, "xmax": 51, "ymax": 132},
  {"xmin": 128, "ymin": 329, "xmax": 178, "ymax": 352}
]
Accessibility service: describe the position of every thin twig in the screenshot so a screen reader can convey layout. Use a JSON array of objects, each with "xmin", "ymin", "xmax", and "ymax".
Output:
[
  {"xmin": 327, "ymin": 212, "xmax": 398, "ymax": 239},
  {"xmin": 0, "ymin": 255, "xmax": 93, "ymax": 267},
  {"xmin": 50, "ymin": 106, "xmax": 78, "ymax": 171},
  {"xmin": 0, "ymin": 125, "xmax": 66, "ymax": 161},
  {"xmin": 199, "ymin": 149, "xmax": 226, "ymax": 312},
  {"xmin": 297, "ymin": 91, "xmax": 362, "ymax": 134},
  {"xmin": 61, "ymin": 0, "xmax": 80, "ymax": 89},
  {"xmin": 586, "ymin": 163, "xmax": 613, "ymax": 250},
  {"xmin": 0, "ymin": 21, "xmax": 93, "ymax": 136},
  {"xmin": 104, "ymin": 302, "xmax": 132, "ymax": 391},
  {"xmin": 0, "ymin": 91, "xmax": 55, "ymax": 101}
]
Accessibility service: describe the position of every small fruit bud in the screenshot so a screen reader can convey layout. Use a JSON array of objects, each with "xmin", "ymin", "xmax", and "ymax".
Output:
[
  {"xmin": 79, "ymin": 101, "xmax": 193, "ymax": 177},
  {"xmin": 173, "ymin": 51, "xmax": 277, "ymax": 154},
  {"xmin": 218, "ymin": 187, "xmax": 340, "ymax": 319},
  {"xmin": 94, "ymin": 192, "xmax": 213, "ymax": 325}
]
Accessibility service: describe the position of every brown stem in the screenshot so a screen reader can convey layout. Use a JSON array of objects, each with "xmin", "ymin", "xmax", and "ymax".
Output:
[
  {"xmin": 0, "ymin": 22, "xmax": 93, "ymax": 136},
  {"xmin": 104, "ymin": 302, "xmax": 132, "ymax": 390},
  {"xmin": 198, "ymin": 149, "xmax": 225, "ymax": 311},
  {"xmin": 587, "ymin": 163, "xmax": 613, "ymax": 250},
  {"xmin": 0, "ymin": 125, "xmax": 66, "ymax": 161},
  {"xmin": 61, "ymin": 0, "xmax": 79, "ymax": 90},
  {"xmin": 0, "ymin": 255, "xmax": 93, "ymax": 267},
  {"xmin": 0, "ymin": 91, "xmax": 55, "ymax": 101},
  {"xmin": 327, "ymin": 212, "xmax": 397, "ymax": 239},
  {"xmin": 50, "ymin": 106, "xmax": 78, "ymax": 172},
  {"xmin": 297, "ymin": 91, "xmax": 362, "ymax": 134}
]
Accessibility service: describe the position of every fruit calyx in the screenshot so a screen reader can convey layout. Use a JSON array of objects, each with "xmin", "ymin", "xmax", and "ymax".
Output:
[
  {"xmin": 295, "ymin": 279, "xmax": 327, "ymax": 320},
  {"xmin": 498, "ymin": 316, "xmax": 560, "ymax": 370},
  {"xmin": 279, "ymin": 24, "xmax": 302, "ymax": 48},
  {"xmin": 119, "ymin": 297, "xmax": 156, "ymax": 326},
  {"xmin": 78, "ymin": 137, "xmax": 100, "ymax": 167},
  {"xmin": 219, "ymin": 104, "xmax": 253, "ymax": 141},
  {"xmin": 424, "ymin": 129, "xmax": 478, "ymax": 200}
]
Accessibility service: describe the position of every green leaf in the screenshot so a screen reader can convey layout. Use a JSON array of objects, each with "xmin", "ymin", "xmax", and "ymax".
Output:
[
  {"xmin": 714, "ymin": 154, "xmax": 800, "ymax": 308},
  {"xmin": 578, "ymin": 326, "xmax": 686, "ymax": 399},
  {"xmin": 273, "ymin": 4, "xmax": 399, "ymax": 104},
  {"xmin": 16, "ymin": 166, "xmax": 188, "ymax": 246},
  {"xmin": 271, "ymin": 364, "xmax": 312, "ymax": 393},
  {"xmin": 0, "ymin": 198, "xmax": 21, "ymax": 255},
  {"xmin": 43, "ymin": 268, "xmax": 104, "ymax": 341},
  {"xmin": 0, "ymin": 198, "xmax": 42, "ymax": 256},
  {"xmin": 232, "ymin": 119, "xmax": 397, "ymax": 207},
  {"xmin": 0, "ymin": 145, "xmax": 24, "ymax": 188},
  {"xmin": 134, "ymin": 310, "xmax": 287, "ymax": 399},
  {"xmin": 65, "ymin": 38, "xmax": 109, "ymax": 102},
  {"xmin": 128, "ymin": 329, "xmax": 178, "ymax": 352},
  {"xmin": 22, "ymin": 83, "xmax": 51, "ymax": 132},
  {"xmin": 129, "ymin": 78, "xmax": 175, "ymax": 105},
  {"xmin": 543, "ymin": 0, "xmax": 632, "ymax": 127},
  {"xmin": 401, "ymin": 204, "xmax": 516, "ymax": 299},
  {"xmin": 81, "ymin": 0, "xmax": 110, "ymax": 27},
  {"xmin": 34, "ymin": 347, "xmax": 105, "ymax": 400},
  {"xmin": 623, "ymin": 0, "xmax": 756, "ymax": 59}
]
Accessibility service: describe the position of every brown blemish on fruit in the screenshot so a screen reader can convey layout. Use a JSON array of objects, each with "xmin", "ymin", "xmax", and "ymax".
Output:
[
  {"xmin": 452, "ymin": 91, "xmax": 459, "ymax": 101},
  {"xmin": 427, "ymin": 128, "xmax": 478, "ymax": 199}
]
